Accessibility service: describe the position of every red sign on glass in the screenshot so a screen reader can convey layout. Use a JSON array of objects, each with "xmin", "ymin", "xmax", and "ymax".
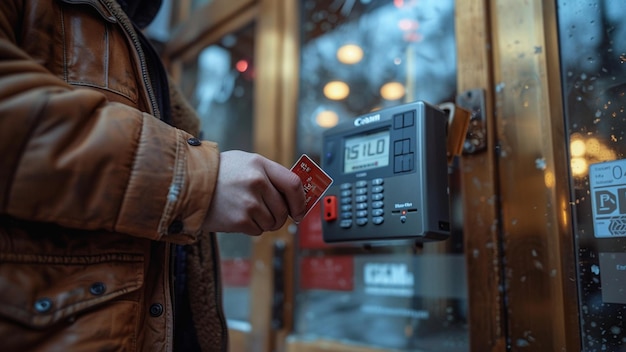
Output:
[
  {"xmin": 297, "ymin": 202, "xmax": 329, "ymax": 250},
  {"xmin": 220, "ymin": 258, "xmax": 251, "ymax": 287},
  {"xmin": 299, "ymin": 255, "xmax": 354, "ymax": 291}
]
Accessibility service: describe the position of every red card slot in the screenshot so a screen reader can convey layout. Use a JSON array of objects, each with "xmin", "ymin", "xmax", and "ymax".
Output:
[{"xmin": 323, "ymin": 195, "xmax": 337, "ymax": 221}]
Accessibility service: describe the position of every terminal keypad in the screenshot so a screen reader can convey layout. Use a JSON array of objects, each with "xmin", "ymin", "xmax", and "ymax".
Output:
[{"xmin": 338, "ymin": 178, "xmax": 385, "ymax": 228}]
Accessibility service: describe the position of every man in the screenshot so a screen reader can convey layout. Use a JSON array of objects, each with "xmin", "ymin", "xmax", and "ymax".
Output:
[{"xmin": 0, "ymin": 0, "xmax": 307, "ymax": 351}]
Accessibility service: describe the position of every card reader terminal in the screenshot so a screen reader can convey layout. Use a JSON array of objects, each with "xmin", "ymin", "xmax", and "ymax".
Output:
[{"xmin": 321, "ymin": 101, "xmax": 450, "ymax": 244}]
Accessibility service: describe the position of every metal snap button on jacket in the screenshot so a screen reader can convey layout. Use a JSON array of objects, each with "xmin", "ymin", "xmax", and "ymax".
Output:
[
  {"xmin": 187, "ymin": 137, "xmax": 201, "ymax": 146},
  {"xmin": 149, "ymin": 303, "xmax": 164, "ymax": 317},
  {"xmin": 34, "ymin": 298, "xmax": 53, "ymax": 313},
  {"xmin": 89, "ymin": 282, "xmax": 106, "ymax": 296},
  {"xmin": 168, "ymin": 219, "xmax": 184, "ymax": 234}
]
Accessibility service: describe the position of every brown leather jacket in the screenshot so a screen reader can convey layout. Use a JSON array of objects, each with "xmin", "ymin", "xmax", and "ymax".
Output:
[{"xmin": 0, "ymin": 0, "xmax": 227, "ymax": 351}]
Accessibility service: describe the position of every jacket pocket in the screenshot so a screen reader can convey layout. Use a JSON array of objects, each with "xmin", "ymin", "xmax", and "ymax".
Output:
[
  {"xmin": 0, "ymin": 251, "xmax": 145, "ymax": 351},
  {"xmin": 0, "ymin": 252, "xmax": 144, "ymax": 328},
  {"xmin": 56, "ymin": 0, "xmax": 141, "ymax": 105}
]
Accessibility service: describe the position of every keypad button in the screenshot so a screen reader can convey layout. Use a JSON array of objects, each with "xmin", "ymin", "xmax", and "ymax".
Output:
[
  {"xmin": 373, "ymin": 216, "xmax": 384, "ymax": 225},
  {"xmin": 371, "ymin": 193, "xmax": 384, "ymax": 201},
  {"xmin": 356, "ymin": 218, "xmax": 368, "ymax": 226},
  {"xmin": 355, "ymin": 195, "xmax": 368, "ymax": 203},
  {"xmin": 355, "ymin": 180, "xmax": 368, "ymax": 188},
  {"xmin": 372, "ymin": 186, "xmax": 384, "ymax": 193},
  {"xmin": 372, "ymin": 209, "xmax": 384, "ymax": 216},
  {"xmin": 340, "ymin": 220, "xmax": 353, "ymax": 228},
  {"xmin": 372, "ymin": 201, "xmax": 384, "ymax": 209}
]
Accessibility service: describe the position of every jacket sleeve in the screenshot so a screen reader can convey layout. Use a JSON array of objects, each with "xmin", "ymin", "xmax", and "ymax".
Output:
[{"xmin": 0, "ymin": 25, "xmax": 219, "ymax": 244}]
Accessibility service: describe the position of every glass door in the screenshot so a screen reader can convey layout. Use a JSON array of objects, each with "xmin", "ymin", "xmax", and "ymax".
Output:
[
  {"xmin": 170, "ymin": 14, "xmax": 258, "ymax": 352},
  {"xmin": 289, "ymin": 1, "xmax": 469, "ymax": 351},
  {"xmin": 159, "ymin": 0, "xmax": 301, "ymax": 350},
  {"xmin": 558, "ymin": 0, "xmax": 626, "ymax": 350}
]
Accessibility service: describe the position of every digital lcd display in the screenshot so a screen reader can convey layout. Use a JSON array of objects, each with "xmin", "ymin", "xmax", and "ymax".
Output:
[{"xmin": 343, "ymin": 130, "xmax": 390, "ymax": 173}]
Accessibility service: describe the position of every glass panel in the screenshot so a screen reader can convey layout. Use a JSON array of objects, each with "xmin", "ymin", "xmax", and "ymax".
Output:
[
  {"xmin": 178, "ymin": 22, "xmax": 256, "ymax": 326},
  {"xmin": 294, "ymin": 1, "xmax": 465, "ymax": 350},
  {"xmin": 144, "ymin": 0, "xmax": 174, "ymax": 50},
  {"xmin": 558, "ymin": 0, "xmax": 626, "ymax": 350},
  {"xmin": 191, "ymin": 0, "xmax": 215, "ymax": 12},
  {"xmin": 296, "ymin": 0, "xmax": 457, "ymax": 158}
]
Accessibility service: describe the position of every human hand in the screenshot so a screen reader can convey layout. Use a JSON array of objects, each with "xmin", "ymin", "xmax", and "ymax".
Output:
[{"xmin": 204, "ymin": 150, "xmax": 307, "ymax": 236}]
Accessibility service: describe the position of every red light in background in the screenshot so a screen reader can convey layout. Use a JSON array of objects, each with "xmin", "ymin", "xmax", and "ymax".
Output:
[
  {"xmin": 398, "ymin": 18, "xmax": 422, "ymax": 43},
  {"xmin": 394, "ymin": 0, "xmax": 419, "ymax": 8},
  {"xmin": 235, "ymin": 59, "xmax": 249, "ymax": 73},
  {"xmin": 398, "ymin": 18, "xmax": 419, "ymax": 31},
  {"xmin": 403, "ymin": 32, "xmax": 423, "ymax": 42}
]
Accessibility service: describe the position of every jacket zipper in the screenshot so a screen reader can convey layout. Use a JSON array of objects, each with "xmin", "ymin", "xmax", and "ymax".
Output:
[{"xmin": 98, "ymin": 0, "xmax": 162, "ymax": 120}]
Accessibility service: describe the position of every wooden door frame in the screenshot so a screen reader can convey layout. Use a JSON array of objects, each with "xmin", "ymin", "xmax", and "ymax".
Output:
[
  {"xmin": 454, "ymin": 0, "xmax": 506, "ymax": 351},
  {"xmin": 457, "ymin": 0, "xmax": 581, "ymax": 350},
  {"xmin": 489, "ymin": 0, "xmax": 581, "ymax": 350}
]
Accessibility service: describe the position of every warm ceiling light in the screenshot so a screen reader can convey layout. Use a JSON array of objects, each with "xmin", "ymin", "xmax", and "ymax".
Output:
[
  {"xmin": 585, "ymin": 137, "xmax": 601, "ymax": 155},
  {"xmin": 315, "ymin": 110, "xmax": 339, "ymax": 128},
  {"xmin": 380, "ymin": 82, "xmax": 406, "ymax": 100},
  {"xmin": 570, "ymin": 139, "xmax": 586, "ymax": 157},
  {"xmin": 337, "ymin": 44, "xmax": 364, "ymax": 65},
  {"xmin": 544, "ymin": 171, "xmax": 555, "ymax": 188},
  {"xmin": 571, "ymin": 157, "xmax": 588, "ymax": 177},
  {"xmin": 323, "ymin": 81, "xmax": 350, "ymax": 100}
]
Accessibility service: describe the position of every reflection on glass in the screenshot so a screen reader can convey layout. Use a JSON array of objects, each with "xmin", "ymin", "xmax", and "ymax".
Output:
[
  {"xmin": 337, "ymin": 44, "xmax": 364, "ymax": 64},
  {"xmin": 296, "ymin": 253, "xmax": 467, "ymax": 350},
  {"xmin": 179, "ymin": 22, "xmax": 256, "ymax": 326},
  {"xmin": 180, "ymin": 24, "xmax": 255, "ymax": 152},
  {"xmin": 559, "ymin": 0, "xmax": 626, "ymax": 350},
  {"xmin": 191, "ymin": 0, "xmax": 214, "ymax": 12},
  {"xmin": 295, "ymin": 1, "xmax": 464, "ymax": 351},
  {"xmin": 297, "ymin": 0, "xmax": 457, "ymax": 158}
]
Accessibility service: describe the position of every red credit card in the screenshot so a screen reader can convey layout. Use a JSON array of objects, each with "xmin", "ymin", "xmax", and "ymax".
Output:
[{"xmin": 290, "ymin": 154, "xmax": 334, "ymax": 218}]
